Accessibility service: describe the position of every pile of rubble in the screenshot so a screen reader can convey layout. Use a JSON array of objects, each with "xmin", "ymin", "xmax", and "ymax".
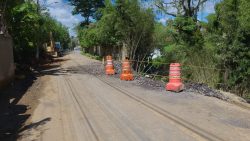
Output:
[
  {"xmin": 113, "ymin": 61, "xmax": 165, "ymax": 90},
  {"xmin": 82, "ymin": 62, "xmax": 104, "ymax": 76},
  {"xmin": 134, "ymin": 76, "xmax": 165, "ymax": 91},
  {"xmin": 113, "ymin": 61, "xmax": 122, "ymax": 75},
  {"xmin": 184, "ymin": 82, "xmax": 229, "ymax": 101}
]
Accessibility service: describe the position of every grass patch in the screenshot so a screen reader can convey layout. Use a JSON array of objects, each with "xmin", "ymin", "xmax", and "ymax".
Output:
[{"xmin": 81, "ymin": 51, "xmax": 102, "ymax": 60}]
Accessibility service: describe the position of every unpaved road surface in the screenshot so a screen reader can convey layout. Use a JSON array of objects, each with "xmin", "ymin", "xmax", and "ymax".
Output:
[{"xmin": 19, "ymin": 53, "xmax": 250, "ymax": 141}]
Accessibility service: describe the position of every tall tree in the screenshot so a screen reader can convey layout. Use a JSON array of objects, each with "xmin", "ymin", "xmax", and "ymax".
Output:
[
  {"xmin": 206, "ymin": 0, "xmax": 250, "ymax": 96},
  {"xmin": 69, "ymin": 0, "xmax": 105, "ymax": 26},
  {"xmin": 0, "ymin": 0, "xmax": 24, "ymax": 34},
  {"xmin": 3, "ymin": 1, "xmax": 70, "ymax": 64},
  {"xmin": 155, "ymin": 0, "xmax": 208, "ymax": 20},
  {"xmin": 152, "ymin": 0, "xmax": 210, "ymax": 55},
  {"xmin": 113, "ymin": 0, "xmax": 155, "ymax": 60},
  {"xmin": 77, "ymin": 0, "xmax": 155, "ymax": 61}
]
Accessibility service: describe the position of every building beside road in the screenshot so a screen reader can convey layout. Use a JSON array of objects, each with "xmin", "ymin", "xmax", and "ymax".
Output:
[
  {"xmin": 0, "ymin": 34, "xmax": 15, "ymax": 89},
  {"xmin": 0, "ymin": 12, "xmax": 15, "ymax": 89}
]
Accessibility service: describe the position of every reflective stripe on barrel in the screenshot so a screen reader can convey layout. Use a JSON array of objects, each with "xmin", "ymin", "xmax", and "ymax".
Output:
[
  {"xmin": 169, "ymin": 64, "xmax": 181, "ymax": 79},
  {"xmin": 107, "ymin": 60, "xmax": 112, "ymax": 65}
]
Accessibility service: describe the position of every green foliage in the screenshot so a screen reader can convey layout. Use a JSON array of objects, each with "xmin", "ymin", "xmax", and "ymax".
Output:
[
  {"xmin": 160, "ymin": 16, "xmax": 205, "ymax": 82},
  {"xmin": 156, "ymin": 0, "xmax": 249, "ymax": 97},
  {"xmin": 104, "ymin": 0, "xmax": 155, "ymax": 60},
  {"xmin": 74, "ymin": 0, "xmax": 249, "ymax": 97},
  {"xmin": 42, "ymin": 15, "xmax": 70, "ymax": 49},
  {"xmin": 206, "ymin": 0, "xmax": 250, "ymax": 97},
  {"xmin": 81, "ymin": 51, "xmax": 102, "ymax": 60},
  {"xmin": 169, "ymin": 16, "xmax": 204, "ymax": 50},
  {"xmin": 77, "ymin": 25, "xmax": 101, "ymax": 48},
  {"xmin": 69, "ymin": 0, "xmax": 105, "ymax": 25},
  {"xmin": 4, "ymin": 1, "xmax": 70, "ymax": 64},
  {"xmin": 76, "ymin": 0, "xmax": 155, "ymax": 60},
  {"xmin": 239, "ymin": 0, "xmax": 250, "ymax": 31},
  {"xmin": 10, "ymin": 2, "xmax": 40, "ymax": 62},
  {"xmin": 153, "ymin": 1, "xmax": 223, "ymax": 93},
  {"xmin": 152, "ymin": 23, "xmax": 170, "ymax": 51}
]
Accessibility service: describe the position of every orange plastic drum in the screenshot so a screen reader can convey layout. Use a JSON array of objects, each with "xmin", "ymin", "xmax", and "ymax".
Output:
[
  {"xmin": 120, "ymin": 59, "xmax": 133, "ymax": 81},
  {"xmin": 105, "ymin": 55, "xmax": 115, "ymax": 75},
  {"xmin": 166, "ymin": 63, "xmax": 184, "ymax": 92}
]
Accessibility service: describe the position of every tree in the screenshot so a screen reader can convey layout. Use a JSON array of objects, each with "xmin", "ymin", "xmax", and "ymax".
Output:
[
  {"xmin": 108, "ymin": 0, "xmax": 155, "ymax": 60},
  {"xmin": 155, "ymin": 0, "xmax": 208, "ymax": 20},
  {"xmin": 69, "ymin": 0, "xmax": 105, "ymax": 26},
  {"xmin": 152, "ymin": 23, "xmax": 170, "ymax": 50},
  {"xmin": 150, "ymin": 0, "xmax": 222, "ymax": 87},
  {"xmin": 206, "ymin": 0, "xmax": 250, "ymax": 97},
  {"xmin": 153, "ymin": 0, "xmax": 208, "ymax": 52},
  {"xmin": 3, "ymin": 1, "xmax": 70, "ymax": 64},
  {"xmin": 43, "ymin": 17, "xmax": 70, "ymax": 49},
  {"xmin": 11, "ymin": 2, "xmax": 41, "ymax": 62},
  {"xmin": 76, "ymin": 0, "xmax": 155, "ymax": 61},
  {"xmin": 0, "ymin": 0, "xmax": 25, "ymax": 34}
]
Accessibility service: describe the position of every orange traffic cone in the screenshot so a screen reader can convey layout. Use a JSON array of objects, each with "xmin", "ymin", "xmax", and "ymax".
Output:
[
  {"xmin": 120, "ymin": 58, "xmax": 133, "ymax": 81},
  {"xmin": 166, "ymin": 63, "xmax": 184, "ymax": 92},
  {"xmin": 105, "ymin": 55, "xmax": 115, "ymax": 75}
]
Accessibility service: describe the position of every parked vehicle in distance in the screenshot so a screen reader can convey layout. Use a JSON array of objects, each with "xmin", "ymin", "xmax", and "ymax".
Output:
[{"xmin": 55, "ymin": 42, "xmax": 63, "ymax": 57}]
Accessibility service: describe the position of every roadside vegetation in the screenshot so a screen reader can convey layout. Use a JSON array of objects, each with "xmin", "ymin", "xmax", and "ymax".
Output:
[
  {"xmin": 2, "ymin": 0, "xmax": 70, "ymax": 65},
  {"xmin": 81, "ymin": 52, "xmax": 102, "ymax": 60},
  {"xmin": 72, "ymin": 0, "xmax": 249, "ymax": 99}
]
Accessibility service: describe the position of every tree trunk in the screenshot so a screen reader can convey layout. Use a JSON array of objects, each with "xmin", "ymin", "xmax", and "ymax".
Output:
[{"xmin": 122, "ymin": 42, "xmax": 128, "ymax": 60}]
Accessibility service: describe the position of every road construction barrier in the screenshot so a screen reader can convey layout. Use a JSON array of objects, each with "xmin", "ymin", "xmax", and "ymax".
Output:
[
  {"xmin": 120, "ymin": 58, "xmax": 134, "ymax": 81},
  {"xmin": 105, "ymin": 55, "xmax": 115, "ymax": 75},
  {"xmin": 166, "ymin": 63, "xmax": 184, "ymax": 92}
]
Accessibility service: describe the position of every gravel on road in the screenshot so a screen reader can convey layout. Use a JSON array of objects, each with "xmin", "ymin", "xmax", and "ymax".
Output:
[{"xmin": 78, "ymin": 59, "xmax": 246, "ymax": 103}]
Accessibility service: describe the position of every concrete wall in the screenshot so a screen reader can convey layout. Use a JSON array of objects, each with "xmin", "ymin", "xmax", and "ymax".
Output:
[{"xmin": 0, "ymin": 35, "xmax": 15, "ymax": 88}]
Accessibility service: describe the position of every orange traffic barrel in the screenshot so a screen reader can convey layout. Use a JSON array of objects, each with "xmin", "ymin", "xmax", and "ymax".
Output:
[
  {"xmin": 166, "ymin": 63, "xmax": 184, "ymax": 92},
  {"xmin": 120, "ymin": 59, "xmax": 133, "ymax": 81},
  {"xmin": 105, "ymin": 55, "xmax": 115, "ymax": 75}
]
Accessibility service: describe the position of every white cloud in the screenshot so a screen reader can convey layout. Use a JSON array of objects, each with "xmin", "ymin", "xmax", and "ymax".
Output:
[
  {"xmin": 39, "ymin": 0, "xmax": 218, "ymax": 36},
  {"xmin": 199, "ymin": 1, "xmax": 217, "ymax": 14},
  {"xmin": 47, "ymin": 0, "xmax": 62, "ymax": 4},
  {"xmin": 40, "ymin": 0, "xmax": 81, "ymax": 36},
  {"xmin": 158, "ymin": 17, "xmax": 169, "ymax": 24}
]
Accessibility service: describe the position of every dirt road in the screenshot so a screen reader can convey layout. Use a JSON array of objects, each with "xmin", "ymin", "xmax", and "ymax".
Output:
[{"xmin": 19, "ymin": 53, "xmax": 250, "ymax": 141}]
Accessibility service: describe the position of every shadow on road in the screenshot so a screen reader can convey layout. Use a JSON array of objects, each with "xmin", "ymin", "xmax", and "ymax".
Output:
[
  {"xmin": 0, "ymin": 74, "xmax": 36, "ymax": 141},
  {"xmin": 0, "ymin": 57, "xmax": 64, "ymax": 140},
  {"xmin": 19, "ymin": 117, "xmax": 51, "ymax": 133}
]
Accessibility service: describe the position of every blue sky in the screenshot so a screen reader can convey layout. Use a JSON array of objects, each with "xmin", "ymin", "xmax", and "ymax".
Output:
[
  {"xmin": 155, "ymin": 1, "xmax": 218, "ymax": 23},
  {"xmin": 41, "ymin": 0, "xmax": 218, "ymax": 37},
  {"xmin": 41, "ymin": 0, "xmax": 82, "ymax": 36}
]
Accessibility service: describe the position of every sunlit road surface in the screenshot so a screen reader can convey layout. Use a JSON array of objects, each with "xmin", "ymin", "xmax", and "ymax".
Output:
[{"xmin": 19, "ymin": 52, "xmax": 250, "ymax": 141}]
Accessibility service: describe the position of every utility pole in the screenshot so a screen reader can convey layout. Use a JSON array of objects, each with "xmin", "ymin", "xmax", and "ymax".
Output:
[
  {"xmin": 35, "ymin": 0, "xmax": 58, "ymax": 60},
  {"xmin": 0, "ymin": 0, "xmax": 7, "ymax": 35},
  {"xmin": 0, "ymin": 10, "xmax": 3, "ymax": 35},
  {"xmin": 36, "ymin": 0, "xmax": 40, "ymax": 60}
]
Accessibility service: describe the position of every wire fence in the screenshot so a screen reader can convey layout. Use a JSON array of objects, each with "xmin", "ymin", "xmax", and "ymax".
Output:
[
  {"xmin": 111, "ymin": 59, "xmax": 228, "ymax": 87},
  {"xmin": 104, "ymin": 55, "xmax": 248, "ymax": 97},
  {"xmin": 128, "ymin": 59, "xmax": 226, "ymax": 71}
]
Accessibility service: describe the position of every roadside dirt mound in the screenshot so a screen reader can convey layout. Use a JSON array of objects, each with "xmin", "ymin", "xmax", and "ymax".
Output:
[
  {"xmin": 134, "ymin": 76, "xmax": 166, "ymax": 91},
  {"xmin": 185, "ymin": 83, "xmax": 229, "ymax": 100}
]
